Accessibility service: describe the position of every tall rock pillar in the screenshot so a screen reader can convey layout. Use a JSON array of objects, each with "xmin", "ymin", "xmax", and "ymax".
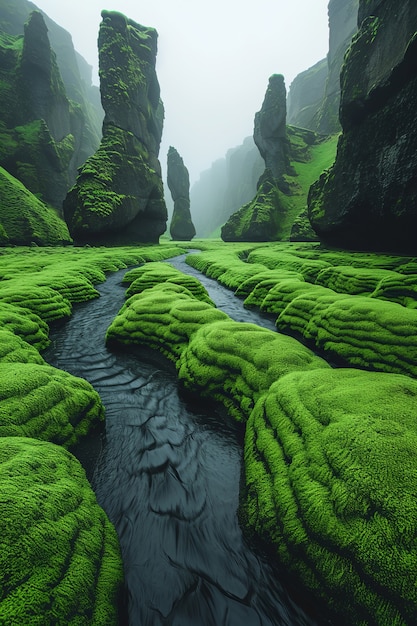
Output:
[
  {"xmin": 64, "ymin": 10, "xmax": 167, "ymax": 244},
  {"xmin": 167, "ymin": 147, "xmax": 195, "ymax": 241}
]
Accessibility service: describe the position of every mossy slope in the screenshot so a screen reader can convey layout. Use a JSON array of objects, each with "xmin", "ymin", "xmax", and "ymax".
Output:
[{"xmin": 0, "ymin": 436, "xmax": 123, "ymax": 625}]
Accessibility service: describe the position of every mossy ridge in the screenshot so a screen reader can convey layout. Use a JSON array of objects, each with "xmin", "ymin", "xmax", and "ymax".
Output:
[
  {"xmin": 244, "ymin": 368, "xmax": 417, "ymax": 624},
  {"xmin": 106, "ymin": 282, "xmax": 230, "ymax": 362},
  {"xmin": 316, "ymin": 265, "xmax": 417, "ymax": 308},
  {"xmin": 0, "ymin": 362, "xmax": 104, "ymax": 447},
  {"xmin": 235, "ymin": 269, "xmax": 305, "ymax": 299},
  {"xmin": 0, "ymin": 285, "xmax": 72, "ymax": 323},
  {"xmin": 0, "ymin": 436, "xmax": 123, "ymax": 625},
  {"xmin": 177, "ymin": 321, "xmax": 329, "ymax": 422},
  {"xmin": 247, "ymin": 248, "xmax": 331, "ymax": 282},
  {"xmin": 0, "ymin": 329, "xmax": 45, "ymax": 365},
  {"xmin": 124, "ymin": 263, "xmax": 214, "ymax": 305},
  {"xmin": 277, "ymin": 290, "xmax": 417, "ymax": 378}
]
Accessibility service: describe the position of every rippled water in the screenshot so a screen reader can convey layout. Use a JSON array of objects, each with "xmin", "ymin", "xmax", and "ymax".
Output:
[{"xmin": 44, "ymin": 258, "xmax": 332, "ymax": 626}]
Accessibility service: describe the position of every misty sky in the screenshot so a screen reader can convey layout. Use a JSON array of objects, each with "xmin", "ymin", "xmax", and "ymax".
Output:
[{"xmin": 33, "ymin": 0, "xmax": 330, "ymax": 184}]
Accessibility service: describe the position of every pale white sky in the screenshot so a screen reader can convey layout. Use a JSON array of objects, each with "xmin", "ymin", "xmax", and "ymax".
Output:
[{"xmin": 33, "ymin": 0, "xmax": 330, "ymax": 183}]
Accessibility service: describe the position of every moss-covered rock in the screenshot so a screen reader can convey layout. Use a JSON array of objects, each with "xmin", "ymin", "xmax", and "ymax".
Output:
[
  {"xmin": 244, "ymin": 367, "xmax": 417, "ymax": 624},
  {"xmin": 106, "ymin": 282, "xmax": 229, "ymax": 362},
  {"xmin": 64, "ymin": 11, "xmax": 167, "ymax": 244},
  {"xmin": 0, "ymin": 436, "xmax": 123, "ymax": 624},
  {"xmin": 0, "ymin": 301, "xmax": 50, "ymax": 351},
  {"xmin": 0, "ymin": 362, "xmax": 104, "ymax": 446},
  {"xmin": 178, "ymin": 321, "xmax": 329, "ymax": 422}
]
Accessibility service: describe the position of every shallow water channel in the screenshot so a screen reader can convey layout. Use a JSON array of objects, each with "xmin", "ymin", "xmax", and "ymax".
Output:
[{"xmin": 44, "ymin": 256, "xmax": 332, "ymax": 626}]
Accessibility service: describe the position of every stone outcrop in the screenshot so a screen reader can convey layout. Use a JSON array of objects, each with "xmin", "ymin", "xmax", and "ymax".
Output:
[
  {"xmin": 308, "ymin": 0, "xmax": 417, "ymax": 252},
  {"xmin": 287, "ymin": 0, "xmax": 359, "ymax": 134},
  {"xmin": 64, "ymin": 10, "xmax": 167, "ymax": 244},
  {"xmin": 167, "ymin": 146, "xmax": 195, "ymax": 241}
]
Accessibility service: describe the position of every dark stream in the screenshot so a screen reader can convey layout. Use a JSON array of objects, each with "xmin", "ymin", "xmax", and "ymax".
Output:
[{"xmin": 44, "ymin": 256, "xmax": 331, "ymax": 626}]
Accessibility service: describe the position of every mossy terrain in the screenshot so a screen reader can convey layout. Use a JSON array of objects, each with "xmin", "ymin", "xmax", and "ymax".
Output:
[
  {"xmin": 0, "ymin": 166, "xmax": 71, "ymax": 245},
  {"xmin": 0, "ymin": 242, "xmax": 187, "ymax": 623},
  {"xmin": 0, "ymin": 437, "xmax": 123, "ymax": 625},
  {"xmin": 104, "ymin": 240, "xmax": 417, "ymax": 623}
]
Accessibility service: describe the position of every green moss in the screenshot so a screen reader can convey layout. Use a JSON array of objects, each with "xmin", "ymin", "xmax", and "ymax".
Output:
[
  {"xmin": 0, "ymin": 166, "xmax": 71, "ymax": 245},
  {"xmin": 178, "ymin": 321, "xmax": 329, "ymax": 422},
  {"xmin": 0, "ymin": 329, "xmax": 45, "ymax": 364},
  {"xmin": 0, "ymin": 436, "xmax": 123, "ymax": 624},
  {"xmin": 0, "ymin": 362, "xmax": 104, "ymax": 446},
  {"xmin": 0, "ymin": 301, "xmax": 50, "ymax": 351},
  {"xmin": 106, "ymin": 282, "xmax": 230, "ymax": 363},
  {"xmin": 244, "ymin": 367, "xmax": 417, "ymax": 624}
]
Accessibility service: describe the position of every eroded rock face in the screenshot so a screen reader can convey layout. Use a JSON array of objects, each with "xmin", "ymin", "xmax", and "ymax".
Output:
[
  {"xmin": 308, "ymin": 0, "xmax": 417, "ymax": 252},
  {"xmin": 64, "ymin": 10, "xmax": 167, "ymax": 244},
  {"xmin": 167, "ymin": 146, "xmax": 195, "ymax": 241}
]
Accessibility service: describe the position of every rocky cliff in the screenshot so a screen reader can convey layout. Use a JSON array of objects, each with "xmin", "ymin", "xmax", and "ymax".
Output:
[
  {"xmin": 64, "ymin": 10, "xmax": 167, "ymax": 244},
  {"xmin": 0, "ymin": 0, "xmax": 103, "ymax": 213},
  {"xmin": 167, "ymin": 146, "xmax": 195, "ymax": 241},
  {"xmin": 287, "ymin": 0, "xmax": 359, "ymax": 134},
  {"xmin": 309, "ymin": 0, "xmax": 417, "ymax": 252}
]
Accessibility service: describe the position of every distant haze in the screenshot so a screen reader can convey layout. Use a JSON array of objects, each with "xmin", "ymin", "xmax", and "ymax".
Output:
[{"xmin": 34, "ymin": 0, "xmax": 330, "ymax": 183}]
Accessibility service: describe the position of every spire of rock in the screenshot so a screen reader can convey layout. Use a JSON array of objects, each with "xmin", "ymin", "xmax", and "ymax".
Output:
[
  {"xmin": 167, "ymin": 146, "xmax": 195, "ymax": 241},
  {"xmin": 64, "ymin": 10, "xmax": 167, "ymax": 244}
]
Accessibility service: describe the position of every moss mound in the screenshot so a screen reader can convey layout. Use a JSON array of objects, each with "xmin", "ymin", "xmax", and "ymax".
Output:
[
  {"xmin": 0, "ymin": 437, "xmax": 123, "ymax": 625},
  {"xmin": 178, "ymin": 321, "xmax": 329, "ymax": 422},
  {"xmin": 0, "ymin": 362, "xmax": 104, "ymax": 446},
  {"xmin": 106, "ymin": 282, "xmax": 230, "ymax": 362},
  {"xmin": 244, "ymin": 367, "xmax": 417, "ymax": 624},
  {"xmin": 0, "ymin": 285, "xmax": 72, "ymax": 323},
  {"xmin": 0, "ymin": 329, "xmax": 45, "ymax": 364},
  {"xmin": 123, "ymin": 262, "xmax": 214, "ymax": 304}
]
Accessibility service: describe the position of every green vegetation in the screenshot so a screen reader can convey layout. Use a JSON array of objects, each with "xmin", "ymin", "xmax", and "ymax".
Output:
[
  {"xmin": 0, "ymin": 436, "xmax": 123, "ymax": 625},
  {"xmin": 244, "ymin": 368, "xmax": 417, "ymax": 624},
  {"xmin": 0, "ymin": 362, "xmax": 104, "ymax": 446},
  {"xmin": 0, "ymin": 166, "xmax": 71, "ymax": 245}
]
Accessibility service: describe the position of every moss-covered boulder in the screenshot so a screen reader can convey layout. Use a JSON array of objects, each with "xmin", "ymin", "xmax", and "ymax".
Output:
[
  {"xmin": 167, "ymin": 146, "xmax": 195, "ymax": 241},
  {"xmin": 106, "ymin": 282, "xmax": 230, "ymax": 362},
  {"xmin": 308, "ymin": 2, "xmax": 417, "ymax": 252},
  {"xmin": 244, "ymin": 367, "xmax": 417, "ymax": 624},
  {"xmin": 178, "ymin": 321, "xmax": 329, "ymax": 422},
  {"xmin": 64, "ymin": 11, "xmax": 167, "ymax": 244},
  {"xmin": 0, "ymin": 362, "xmax": 104, "ymax": 446},
  {"xmin": 0, "ymin": 436, "xmax": 123, "ymax": 624}
]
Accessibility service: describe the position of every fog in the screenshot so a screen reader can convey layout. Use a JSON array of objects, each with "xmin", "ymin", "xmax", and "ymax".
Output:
[{"xmin": 34, "ymin": 0, "xmax": 329, "ymax": 184}]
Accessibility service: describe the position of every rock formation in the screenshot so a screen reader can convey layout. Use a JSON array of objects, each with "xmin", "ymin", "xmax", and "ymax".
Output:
[
  {"xmin": 64, "ymin": 10, "xmax": 167, "ymax": 244},
  {"xmin": 0, "ymin": 2, "xmax": 102, "ymax": 216},
  {"xmin": 308, "ymin": 0, "xmax": 417, "ymax": 252},
  {"xmin": 167, "ymin": 146, "xmax": 195, "ymax": 241},
  {"xmin": 287, "ymin": 0, "xmax": 359, "ymax": 134},
  {"xmin": 221, "ymin": 75, "xmax": 293, "ymax": 242}
]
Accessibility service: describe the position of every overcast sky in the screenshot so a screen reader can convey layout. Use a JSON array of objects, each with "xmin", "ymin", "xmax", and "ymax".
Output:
[{"xmin": 33, "ymin": 0, "xmax": 330, "ymax": 184}]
